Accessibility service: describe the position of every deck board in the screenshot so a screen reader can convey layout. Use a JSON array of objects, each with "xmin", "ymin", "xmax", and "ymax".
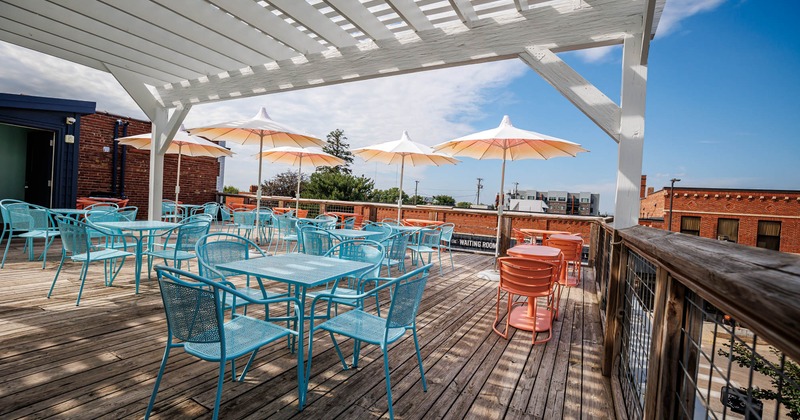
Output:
[{"xmin": 0, "ymin": 238, "xmax": 614, "ymax": 419}]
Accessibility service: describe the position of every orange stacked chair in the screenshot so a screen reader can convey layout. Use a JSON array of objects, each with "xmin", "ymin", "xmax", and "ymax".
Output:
[
  {"xmin": 544, "ymin": 236, "xmax": 584, "ymax": 318},
  {"xmin": 492, "ymin": 257, "xmax": 560, "ymax": 345}
]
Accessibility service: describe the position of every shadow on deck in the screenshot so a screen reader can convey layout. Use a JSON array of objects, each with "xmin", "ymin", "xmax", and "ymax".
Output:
[{"xmin": 0, "ymin": 240, "xmax": 613, "ymax": 419}]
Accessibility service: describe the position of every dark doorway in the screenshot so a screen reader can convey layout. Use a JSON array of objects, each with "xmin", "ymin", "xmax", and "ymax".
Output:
[{"xmin": 24, "ymin": 130, "xmax": 54, "ymax": 207}]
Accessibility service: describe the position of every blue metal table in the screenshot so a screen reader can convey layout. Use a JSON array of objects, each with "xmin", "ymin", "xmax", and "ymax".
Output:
[
  {"xmin": 96, "ymin": 220, "xmax": 179, "ymax": 294},
  {"xmin": 217, "ymin": 253, "xmax": 373, "ymax": 405},
  {"xmin": 49, "ymin": 208, "xmax": 88, "ymax": 218},
  {"xmin": 329, "ymin": 229, "xmax": 383, "ymax": 239}
]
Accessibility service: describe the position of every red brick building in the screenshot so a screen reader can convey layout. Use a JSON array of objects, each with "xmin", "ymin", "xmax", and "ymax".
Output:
[
  {"xmin": 79, "ymin": 113, "xmax": 222, "ymax": 218},
  {"xmin": 639, "ymin": 184, "xmax": 800, "ymax": 254}
]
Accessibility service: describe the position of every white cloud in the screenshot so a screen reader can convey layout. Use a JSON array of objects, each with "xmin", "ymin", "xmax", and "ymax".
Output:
[{"xmin": 571, "ymin": 0, "xmax": 725, "ymax": 63}]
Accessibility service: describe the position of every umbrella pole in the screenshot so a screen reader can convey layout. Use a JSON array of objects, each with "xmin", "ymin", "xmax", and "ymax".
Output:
[
  {"xmin": 495, "ymin": 148, "xmax": 507, "ymax": 259},
  {"xmin": 397, "ymin": 155, "xmax": 405, "ymax": 222},
  {"xmin": 175, "ymin": 144, "xmax": 182, "ymax": 204},
  {"xmin": 255, "ymin": 135, "xmax": 264, "ymax": 242},
  {"xmin": 296, "ymin": 155, "xmax": 302, "ymax": 211}
]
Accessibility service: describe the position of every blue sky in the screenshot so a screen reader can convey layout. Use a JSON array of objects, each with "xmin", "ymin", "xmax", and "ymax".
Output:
[{"xmin": 1, "ymin": 0, "xmax": 797, "ymax": 214}]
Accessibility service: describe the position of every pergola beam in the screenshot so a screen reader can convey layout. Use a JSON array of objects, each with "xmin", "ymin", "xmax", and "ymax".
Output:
[
  {"xmin": 269, "ymin": 0, "xmax": 359, "ymax": 48},
  {"xmin": 157, "ymin": 1, "xmax": 642, "ymax": 107},
  {"xmin": 613, "ymin": 33, "xmax": 648, "ymax": 228},
  {"xmin": 520, "ymin": 46, "xmax": 621, "ymax": 142}
]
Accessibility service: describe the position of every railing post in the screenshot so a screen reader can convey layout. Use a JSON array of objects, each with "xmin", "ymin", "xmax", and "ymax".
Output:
[
  {"xmin": 498, "ymin": 216, "xmax": 513, "ymax": 257},
  {"xmin": 589, "ymin": 221, "xmax": 600, "ymax": 266},
  {"xmin": 319, "ymin": 202, "xmax": 326, "ymax": 214},
  {"xmin": 654, "ymin": 275, "xmax": 687, "ymax": 420},
  {"xmin": 602, "ymin": 230, "xmax": 625, "ymax": 376},
  {"xmin": 643, "ymin": 267, "xmax": 669, "ymax": 419}
]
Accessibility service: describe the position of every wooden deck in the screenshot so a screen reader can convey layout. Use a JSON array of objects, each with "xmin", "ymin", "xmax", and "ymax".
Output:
[{"xmin": 0, "ymin": 239, "xmax": 613, "ymax": 419}]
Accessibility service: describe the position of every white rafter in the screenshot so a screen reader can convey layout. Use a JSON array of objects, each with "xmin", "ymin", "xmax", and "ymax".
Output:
[
  {"xmin": 269, "ymin": 0, "xmax": 358, "ymax": 48},
  {"xmin": 449, "ymin": 0, "xmax": 479, "ymax": 25},
  {"xmin": 327, "ymin": 0, "xmax": 396, "ymax": 41},
  {"xmin": 387, "ymin": 0, "xmax": 436, "ymax": 32}
]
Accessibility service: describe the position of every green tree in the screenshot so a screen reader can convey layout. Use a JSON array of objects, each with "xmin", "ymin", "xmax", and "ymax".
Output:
[
  {"xmin": 432, "ymin": 195, "xmax": 456, "ymax": 206},
  {"xmin": 456, "ymin": 201, "xmax": 472, "ymax": 208},
  {"xmin": 223, "ymin": 185, "xmax": 240, "ymax": 194},
  {"xmin": 318, "ymin": 129, "xmax": 354, "ymax": 175},
  {"xmin": 369, "ymin": 187, "xmax": 410, "ymax": 204},
  {"xmin": 718, "ymin": 343, "xmax": 800, "ymax": 418},
  {"xmin": 261, "ymin": 170, "xmax": 307, "ymax": 197},
  {"xmin": 302, "ymin": 171, "xmax": 374, "ymax": 202}
]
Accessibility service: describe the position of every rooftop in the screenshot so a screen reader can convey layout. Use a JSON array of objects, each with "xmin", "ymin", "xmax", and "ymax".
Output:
[{"xmin": 0, "ymin": 240, "xmax": 609, "ymax": 419}]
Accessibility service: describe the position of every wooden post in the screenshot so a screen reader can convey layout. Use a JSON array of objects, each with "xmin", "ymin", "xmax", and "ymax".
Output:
[
  {"xmin": 319, "ymin": 203, "xmax": 326, "ymax": 215},
  {"xmin": 602, "ymin": 230, "xmax": 625, "ymax": 376},
  {"xmin": 497, "ymin": 216, "xmax": 513, "ymax": 257},
  {"xmin": 655, "ymin": 276, "xmax": 687, "ymax": 420},
  {"xmin": 368, "ymin": 204, "xmax": 377, "ymax": 223},
  {"xmin": 643, "ymin": 267, "xmax": 669, "ymax": 419},
  {"xmin": 589, "ymin": 221, "xmax": 600, "ymax": 267}
]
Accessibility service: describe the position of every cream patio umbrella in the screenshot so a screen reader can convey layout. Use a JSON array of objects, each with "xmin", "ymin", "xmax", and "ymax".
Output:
[
  {"xmin": 255, "ymin": 146, "xmax": 345, "ymax": 211},
  {"xmin": 187, "ymin": 107, "xmax": 324, "ymax": 231},
  {"xmin": 117, "ymin": 125, "xmax": 233, "ymax": 204},
  {"xmin": 433, "ymin": 115, "xmax": 588, "ymax": 258},
  {"xmin": 353, "ymin": 131, "xmax": 459, "ymax": 221}
]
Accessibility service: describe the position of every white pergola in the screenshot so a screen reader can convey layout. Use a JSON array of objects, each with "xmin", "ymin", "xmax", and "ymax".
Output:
[{"xmin": 0, "ymin": 0, "xmax": 665, "ymax": 227}]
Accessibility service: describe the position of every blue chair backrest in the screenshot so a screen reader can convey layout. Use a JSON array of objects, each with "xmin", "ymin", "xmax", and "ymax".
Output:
[
  {"xmin": 195, "ymin": 233, "xmax": 265, "ymax": 280},
  {"xmin": 183, "ymin": 214, "xmax": 214, "ymax": 224},
  {"xmin": 118, "ymin": 206, "xmax": 139, "ymax": 221},
  {"xmin": 162, "ymin": 201, "xmax": 178, "ymax": 215},
  {"xmin": 156, "ymin": 267, "xmax": 223, "ymax": 343},
  {"xmin": 381, "ymin": 218, "xmax": 400, "ymax": 226},
  {"xmin": 386, "ymin": 265, "xmax": 431, "ymax": 330},
  {"xmin": 315, "ymin": 215, "xmax": 337, "ymax": 230},
  {"xmin": 363, "ymin": 223, "xmax": 392, "ymax": 242},
  {"xmin": 193, "ymin": 202, "xmax": 220, "ymax": 218},
  {"xmin": 86, "ymin": 209, "xmax": 125, "ymax": 224},
  {"xmin": 174, "ymin": 222, "xmax": 211, "ymax": 252},
  {"xmin": 220, "ymin": 205, "xmax": 233, "ymax": 221},
  {"xmin": 55, "ymin": 216, "xmax": 91, "ymax": 255},
  {"xmin": 342, "ymin": 217, "xmax": 356, "ymax": 229},
  {"xmin": 440, "ymin": 223, "xmax": 455, "ymax": 242},
  {"xmin": 299, "ymin": 226, "xmax": 340, "ymax": 256},
  {"xmin": 325, "ymin": 239, "xmax": 385, "ymax": 279},
  {"xmin": 84, "ymin": 203, "xmax": 119, "ymax": 212},
  {"xmin": 0, "ymin": 199, "xmax": 25, "ymax": 226},
  {"xmin": 7, "ymin": 202, "xmax": 51, "ymax": 230},
  {"xmin": 274, "ymin": 213, "xmax": 297, "ymax": 236},
  {"xmin": 384, "ymin": 232, "xmax": 410, "ymax": 260},
  {"xmin": 233, "ymin": 211, "xmax": 256, "ymax": 226},
  {"xmin": 416, "ymin": 227, "xmax": 442, "ymax": 248}
]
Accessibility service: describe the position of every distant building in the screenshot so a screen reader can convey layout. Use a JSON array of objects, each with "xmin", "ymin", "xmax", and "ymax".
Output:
[
  {"xmin": 510, "ymin": 189, "xmax": 600, "ymax": 216},
  {"xmin": 507, "ymin": 198, "xmax": 548, "ymax": 213},
  {"xmin": 639, "ymin": 178, "xmax": 800, "ymax": 254}
]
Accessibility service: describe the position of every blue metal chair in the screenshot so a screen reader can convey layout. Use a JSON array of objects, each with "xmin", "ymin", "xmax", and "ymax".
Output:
[
  {"xmin": 1, "ymin": 202, "xmax": 60, "ymax": 269},
  {"xmin": 161, "ymin": 200, "xmax": 182, "ymax": 223},
  {"xmin": 254, "ymin": 209, "xmax": 273, "ymax": 245},
  {"xmin": 306, "ymin": 239, "xmax": 385, "ymax": 316},
  {"xmin": 341, "ymin": 216, "xmax": 357, "ymax": 229},
  {"xmin": 298, "ymin": 226, "xmax": 341, "ymax": 256},
  {"xmin": 407, "ymin": 226, "xmax": 444, "ymax": 274},
  {"xmin": 146, "ymin": 266, "xmax": 303, "ymax": 420},
  {"xmin": 0, "ymin": 199, "xmax": 26, "ymax": 265},
  {"xmin": 363, "ymin": 222, "xmax": 393, "ymax": 242},
  {"xmin": 84, "ymin": 202, "xmax": 119, "ymax": 212},
  {"xmin": 145, "ymin": 221, "xmax": 210, "ymax": 278},
  {"xmin": 315, "ymin": 214, "xmax": 338, "ymax": 230},
  {"xmin": 231, "ymin": 210, "xmax": 256, "ymax": 240},
  {"xmin": 381, "ymin": 218, "xmax": 401, "ymax": 226},
  {"xmin": 440, "ymin": 223, "xmax": 455, "ymax": 272},
  {"xmin": 382, "ymin": 232, "xmax": 410, "ymax": 276},
  {"xmin": 191, "ymin": 202, "xmax": 220, "ymax": 220},
  {"xmin": 307, "ymin": 264, "xmax": 432, "ymax": 420},
  {"xmin": 117, "ymin": 206, "xmax": 139, "ymax": 221},
  {"xmin": 48, "ymin": 216, "xmax": 133, "ymax": 305},
  {"xmin": 272, "ymin": 213, "xmax": 298, "ymax": 254},
  {"xmin": 195, "ymin": 232, "xmax": 288, "ymax": 314}
]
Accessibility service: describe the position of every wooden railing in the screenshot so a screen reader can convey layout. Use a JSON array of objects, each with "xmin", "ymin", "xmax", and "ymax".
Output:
[
  {"xmin": 217, "ymin": 192, "xmax": 605, "ymax": 239},
  {"xmin": 591, "ymin": 223, "xmax": 800, "ymax": 419}
]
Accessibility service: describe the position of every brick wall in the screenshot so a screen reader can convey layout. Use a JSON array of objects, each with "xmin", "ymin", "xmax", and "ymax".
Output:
[
  {"xmin": 640, "ymin": 186, "xmax": 800, "ymax": 254},
  {"xmin": 78, "ymin": 113, "xmax": 221, "ymax": 218},
  {"xmin": 640, "ymin": 189, "xmax": 666, "ymax": 218}
]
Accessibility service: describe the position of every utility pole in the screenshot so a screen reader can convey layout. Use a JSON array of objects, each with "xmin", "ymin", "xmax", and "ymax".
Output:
[
  {"xmin": 476, "ymin": 178, "xmax": 483, "ymax": 204},
  {"xmin": 668, "ymin": 178, "xmax": 681, "ymax": 232},
  {"xmin": 513, "ymin": 182, "xmax": 519, "ymax": 199},
  {"xmin": 414, "ymin": 180, "xmax": 419, "ymax": 205}
]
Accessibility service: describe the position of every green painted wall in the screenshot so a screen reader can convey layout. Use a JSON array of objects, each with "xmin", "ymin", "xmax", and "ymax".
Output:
[{"xmin": 0, "ymin": 124, "xmax": 28, "ymax": 200}]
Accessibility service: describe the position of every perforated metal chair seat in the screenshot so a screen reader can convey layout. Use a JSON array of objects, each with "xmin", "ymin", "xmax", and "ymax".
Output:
[
  {"xmin": 306, "ymin": 285, "xmax": 359, "ymax": 306},
  {"xmin": 318, "ymin": 309, "xmax": 406, "ymax": 345},
  {"xmin": 406, "ymin": 244, "xmax": 435, "ymax": 254},
  {"xmin": 224, "ymin": 287, "xmax": 285, "ymax": 308},
  {"xmin": 19, "ymin": 229, "xmax": 59, "ymax": 239},
  {"xmin": 146, "ymin": 249, "xmax": 196, "ymax": 261},
  {"xmin": 71, "ymin": 248, "xmax": 133, "ymax": 262},
  {"xmin": 186, "ymin": 315, "xmax": 294, "ymax": 361}
]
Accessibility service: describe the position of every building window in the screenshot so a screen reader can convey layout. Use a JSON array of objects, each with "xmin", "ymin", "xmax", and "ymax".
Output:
[
  {"xmin": 757, "ymin": 221, "xmax": 781, "ymax": 251},
  {"xmin": 680, "ymin": 216, "xmax": 701, "ymax": 236},
  {"xmin": 716, "ymin": 218, "xmax": 739, "ymax": 242}
]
